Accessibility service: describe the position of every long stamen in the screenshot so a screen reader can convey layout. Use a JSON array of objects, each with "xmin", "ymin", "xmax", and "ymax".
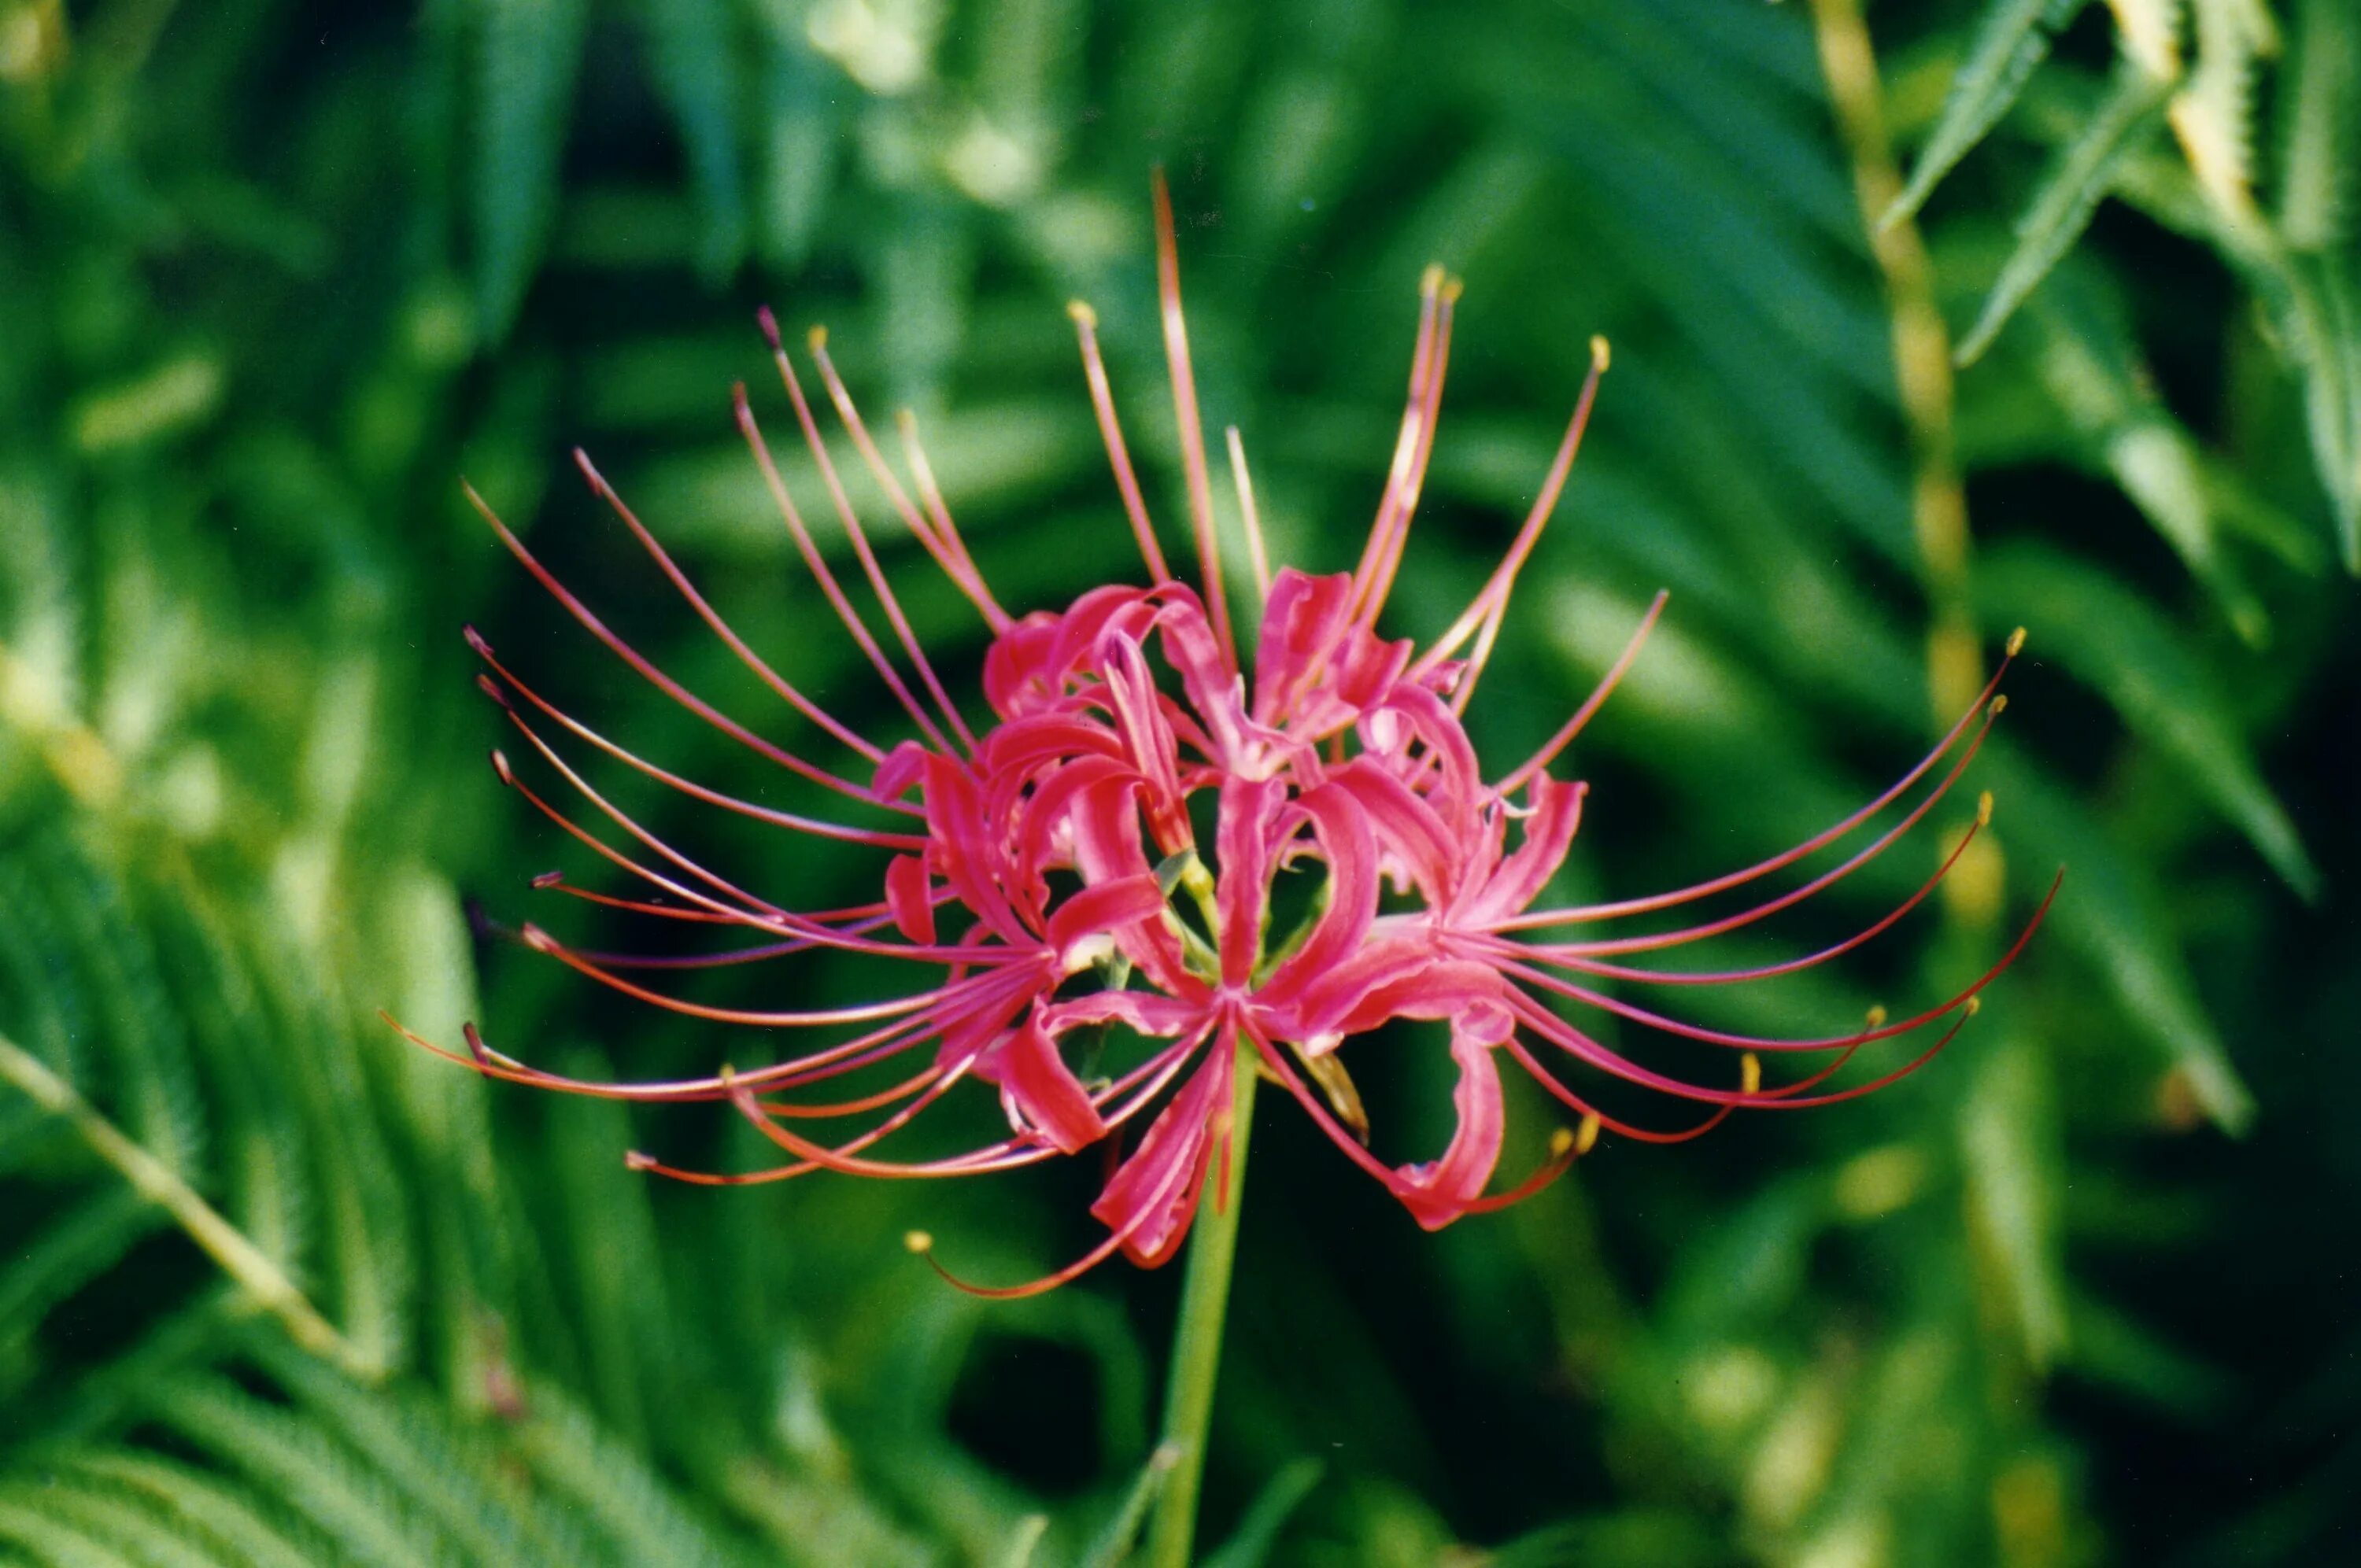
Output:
[
  {"xmin": 526, "ymin": 928, "xmax": 1010, "ymax": 1028},
  {"xmin": 1350, "ymin": 265, "xmax": 1446, "ymax": 602},
  {"xmin": 570, "ymin": 449, "xmax": 889, "ymax": 769},
  {"xmin": 377, "ymin": 998, "xmax": 943, "ymax": 1104},
  {"xmin": 798, "ymin": 319, "xmax": 1014, "ymax": 632},
  {"xmin": 460, "ymin": 481, "xmax": 905, "ymax": 791},
  {"xmin": 1498, "ymin": 591, "xmax": 1668, "ymax": 792},
  {"xmin": 1413, "ymin": 334, "xmax": 1609, "ymax": 675},
  {"xmin": 1516, "ymin": 799, "xmax": 1989, "ymax": 983},
  {"xmin": 471, "ymin": 650, "xmax": 922, "ymax": 845},
  {"xmin": 895, "ymin": 408, "xmax": 1012, "ymax": 629},
  {"xmin": 1508, "ymin": 706, "xmax": 1995, "ymax": 957},
  {"xmin": 1461, "ymin": 1118, "xmax": 1599, "ymax": 1212},
  {"xmin": 1067, "ymin": 300, "xmax": 1174, "ymax": 581},
  {"xmin": 490, "ymin": 743, "xmax": 785, "ymax": 925},
  {"xmin": 907, "ymin": 1130, "xmax": 1206, "ymax": 1299},
  {"xmin": 733, "ymin": 386, "xmax": 959, "ymax": 755},
  {"xmin": 533, "ymin": 872, "xmax": 896, "ymax": 930},
  {"xmin": 1502, "ymin": 873, "xmax": 2058, "ymax": 1062},
  {"xmin": 488, "ymin": 735, "xmax": 988, "ymax": 969},
  {"xmin": 1152, "ymin": 167, "xmax": 1235, "ymax": 670},
  {"xmin": 1497, "ymin": 651, "xmax": 2019, "ymax": 932},
  {"xmin": 1225, "ymin": 425, "xmax": 1271, "ymax": 607},
  {"xmin": 1357, "ymin": 275, "xmax": 1461, "ymax": 629},
  {"xmin": 532, "ymin": 877, "xmax": 760, "ymax": 924},
  {"xmin": 764, "ymin": 338, "xmax": 980, "ymax": 754}
]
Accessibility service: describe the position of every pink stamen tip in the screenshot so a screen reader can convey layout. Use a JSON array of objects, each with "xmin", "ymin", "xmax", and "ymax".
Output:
[
  {"xmin": 475, "ymin": 673, "xmax": 512, "ymax": 709},
  {"xmin": 531, "ymin": 869, "xmax": 564, "ymax": 889},
  {"xmin": 463, "ymin": 625, "xmax": 493, "ymax": 657},
  {"xmin": 756, "ymin": 305, "xmax": 782, "ymax": 351},
  {"xmin": 624, "ymin": 1149, "xmax": 658, "ymax": 1171},
  {"xmin": 489, "ymin": 749, "xmax": 515, "ymax": 786},
  {"xmin": 519, "ymin": 922, "xmax": 556, "ymax": 954}
]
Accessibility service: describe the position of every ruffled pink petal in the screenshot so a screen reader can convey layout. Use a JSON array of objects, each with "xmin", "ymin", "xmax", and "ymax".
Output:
[
  {"xmin": 1089, "ymin": 1030, "xmax": 1229, "ymax": 1265},
  {"xmin": 885, "ymin": 854, "xmax": 937, "ymax": 945},
  {"xmin": 1391, "ymin": 1000, "xmax": 1513, "ymax": 1229},
  {"xmin": 1454, "ymin": 777, "xmax": 1585, "ymax": 927},
  {"xmin": 1214, "ymin": 775, "xmax": 1288, "ymax": 986},
  {"xmin": 1046, "ymin": 873, "xmax": 1169, "ymax": 968},
  {"xmin": 981, "ymin": 1005, "xmax": 1109, "ymax": 1153}
]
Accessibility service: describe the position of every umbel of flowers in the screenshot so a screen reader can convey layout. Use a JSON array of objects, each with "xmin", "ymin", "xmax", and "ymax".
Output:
[{"xmin": 402, "ymin": 175, "xmax": 2052, "ymax": 1296}]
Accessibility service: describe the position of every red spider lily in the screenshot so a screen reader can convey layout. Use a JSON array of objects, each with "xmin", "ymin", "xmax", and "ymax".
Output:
[{"xmin": 396, "ymin": 173, "xmax": 2054, "ymax": 1297}]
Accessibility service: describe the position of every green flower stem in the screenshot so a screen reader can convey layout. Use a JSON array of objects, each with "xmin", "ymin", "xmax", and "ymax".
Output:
[{"xmin": 1145, "ymin": 1037, "xmax": 1259, "ymax": 1568}]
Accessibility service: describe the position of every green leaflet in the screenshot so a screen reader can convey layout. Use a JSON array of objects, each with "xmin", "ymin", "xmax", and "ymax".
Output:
[
  {"xmin": 1884, "ymin": 0, "xmax": 2089, "ymax": 231},
  {"xmin": 1956, "ymin": 61, "xmax": 2176, "ymax": 365},
  {"xmin": 1978, "ymin": 540, "xmax": 2319, "ymax": 900},
  {"xmin": 475, "ymin": 0, "xmax": 592, "ymax": 339}
]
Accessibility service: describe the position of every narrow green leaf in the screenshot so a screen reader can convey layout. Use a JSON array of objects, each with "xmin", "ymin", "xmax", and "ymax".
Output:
[
  {"xmin": 1884, "ymin": 0, "xmax": 2089, "ymax": 230},
  {"xmin": 2024, "ymin": 275, "xmax": 2268, "ymax": 637},
  {"xmin": 147, "ymin": 1380, "xmax": 446, "ymax": 1568},
  {"xmin": 1956, "ymin": 62, "xmax": 2175, "ymax": 365},
  {"xmin": 2279, "ymin": 0, "xmax": 2358, "ymax": 248},
  {"xmin": 2280, "ymin": 250, "xmax": 2361, "ymax": 570},
  {"xmin": 0, "ymin": 1499, "xmax": 145, "ymax": 1568},
  {"xmin": 758, "ymin": 16, "xmax": 844, "ymax": 269},
  {"xmin": 2, "ymin": 1479, "xmax": 232, "ymax": 1568},
  {"xmin": 1198, "ymin": 1459, "xmax": 1322, "ymax": 1568},
  {"xmin": 1979, "ymin": 541, "xmax": 2319, "ymax": 899},
  {"xmin": 640, "ymin": 0, "xmax": 748, "ymax": 283},
  {"xmin": 475, "ymin": 0, "xmax": 591, "ymax": 339},
  {"xmin": 65, "ymin": 1455, "xmax": 322, "ymax": 1568},
  {"xmin": 1960, "ymin": 1038, "xmax": 2069, "ymax": 1370},
  {"xmin": 1079, "ymin": 1443, "xmax": 1179, "ymax": 1568},
  {"xmin": 0, "ymin": 1190, "xmax": 164, "ymax": 1334}
]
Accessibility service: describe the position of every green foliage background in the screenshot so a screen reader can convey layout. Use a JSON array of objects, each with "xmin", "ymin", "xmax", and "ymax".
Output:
[{"xmin": 1, "ymin": 0, "xmax": 2354, "ymax": 1562}]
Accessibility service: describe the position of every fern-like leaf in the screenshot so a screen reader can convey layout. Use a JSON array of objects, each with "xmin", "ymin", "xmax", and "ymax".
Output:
[
  {"xmin": 1884, "ymin": 0, "xmax": 2089, "ymax": 231},
  {"xmin": 1956, "ymin": 61, "xmax": 2176, "ymax": 364}
]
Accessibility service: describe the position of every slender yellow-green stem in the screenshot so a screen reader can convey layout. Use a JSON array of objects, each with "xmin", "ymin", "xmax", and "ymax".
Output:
[
  {"xmin": 1808, "ymin": 0, "xmax": 2004, "ymax": 931},
  {"xmin": 0, "ymin": 1031, "xmax": 382, "ymax": 1382},
  {"xmin": 1144, "ymin": 1038, "xmax": 1259, "ymax": 1568}
]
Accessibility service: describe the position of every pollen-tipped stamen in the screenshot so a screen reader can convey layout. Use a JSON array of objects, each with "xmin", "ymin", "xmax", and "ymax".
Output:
[
  {"xmin": 1151, "ymin": 167, "xmax": 1236, "ymax": 670},
  {"xmin": 1066, "ymin": 300, "xmax": 1175, "ymax": 583}
]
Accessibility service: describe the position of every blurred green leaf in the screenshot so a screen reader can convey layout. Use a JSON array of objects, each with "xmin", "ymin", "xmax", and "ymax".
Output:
[
  {"xmin": 1979, "ymin": 540, "xmax": 2318, "ymax": 899},
  {"xmin": 1956, "ymin": 61, "xmax": 2174, "ymax": 365},
  {"xmin": 1885, "ymin": 0, "xmax": 2088, "ymax": 231}
]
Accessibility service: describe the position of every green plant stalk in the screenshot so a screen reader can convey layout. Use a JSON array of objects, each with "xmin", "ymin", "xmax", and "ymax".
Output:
[
  {"xmin": 1144, "ymin": 1039, "xmax": 1259, "ymax": 1568},
  {"xmin": 0, "ymin": 1032, "xmax": 382, "ymax": 1382}
]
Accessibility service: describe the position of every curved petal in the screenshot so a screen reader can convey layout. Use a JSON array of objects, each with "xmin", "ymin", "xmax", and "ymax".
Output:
[{"xmin": 1392, "ymin": 1001, "xmax": 1513, "ymax": 1229}]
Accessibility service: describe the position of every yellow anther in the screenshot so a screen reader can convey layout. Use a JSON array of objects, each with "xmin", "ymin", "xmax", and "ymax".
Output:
[
  {"xmin": 1439, "ymin": 273, "xmax": 1465, "ymax": 304},
  {"xmin": 903, "ymin": 1230, "xmax": 934, "ymax": 1254},
  {"xmin": 807, "ymin": 323, "xmax": 829, "ymax": 352},
  {"xmin": 1740, "ymin": 1053, "xmax": 1761, "ymax": 1096},
  {"xmin": 1590, "ymin": 334, "xmax": 1612, "ymax": 371},
  {"xmin": 1419, "ymin": 262, "xmax": 1447, "ymax": 297},
  {"xmin": 2005, "ymin": 625, "xmax": 2027, "ymax": 657},
  {"xmin": 1989, "ymin": 694, "xmax": 2009, "ymax": 718},
  {"xmin": 1066, "ymin": 300, "xmax": 1097, "ymax": 329},
  {"xmin": 1547, "ymin": 1127, "xmax": 1576, "ymax": 1158},
  {"xmin": 1964, "ymin": 996, "xmax": 1982, "ymax": 1016},
  {"xmin": 1574, "ymin": 1113, "xmax": 1602, "ymax": 1156},
  {"xmin": 1977, "ymin": 790, "xmax": 1993, "ymax": 827},
  {"xmin": 1865, "ymin": 1004, "xmax": 1889, "ymax": 1029}
]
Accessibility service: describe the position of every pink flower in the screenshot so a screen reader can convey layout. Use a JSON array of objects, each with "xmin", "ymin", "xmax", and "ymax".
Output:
[{"xmin": 398, "ymin": 175, "xmax": 2053, "ymax": 1296}]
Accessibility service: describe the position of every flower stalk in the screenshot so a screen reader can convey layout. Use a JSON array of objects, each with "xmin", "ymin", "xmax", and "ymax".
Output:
[{"xmin": 1146, "ymin": 1036, "xmax": 1258, "ymax": 1568}]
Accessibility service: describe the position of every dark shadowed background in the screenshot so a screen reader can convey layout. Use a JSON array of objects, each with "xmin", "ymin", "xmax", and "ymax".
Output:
[{"xmin": 2, "ymin": 0, "xmax": 2355, "ymax": 1562}]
